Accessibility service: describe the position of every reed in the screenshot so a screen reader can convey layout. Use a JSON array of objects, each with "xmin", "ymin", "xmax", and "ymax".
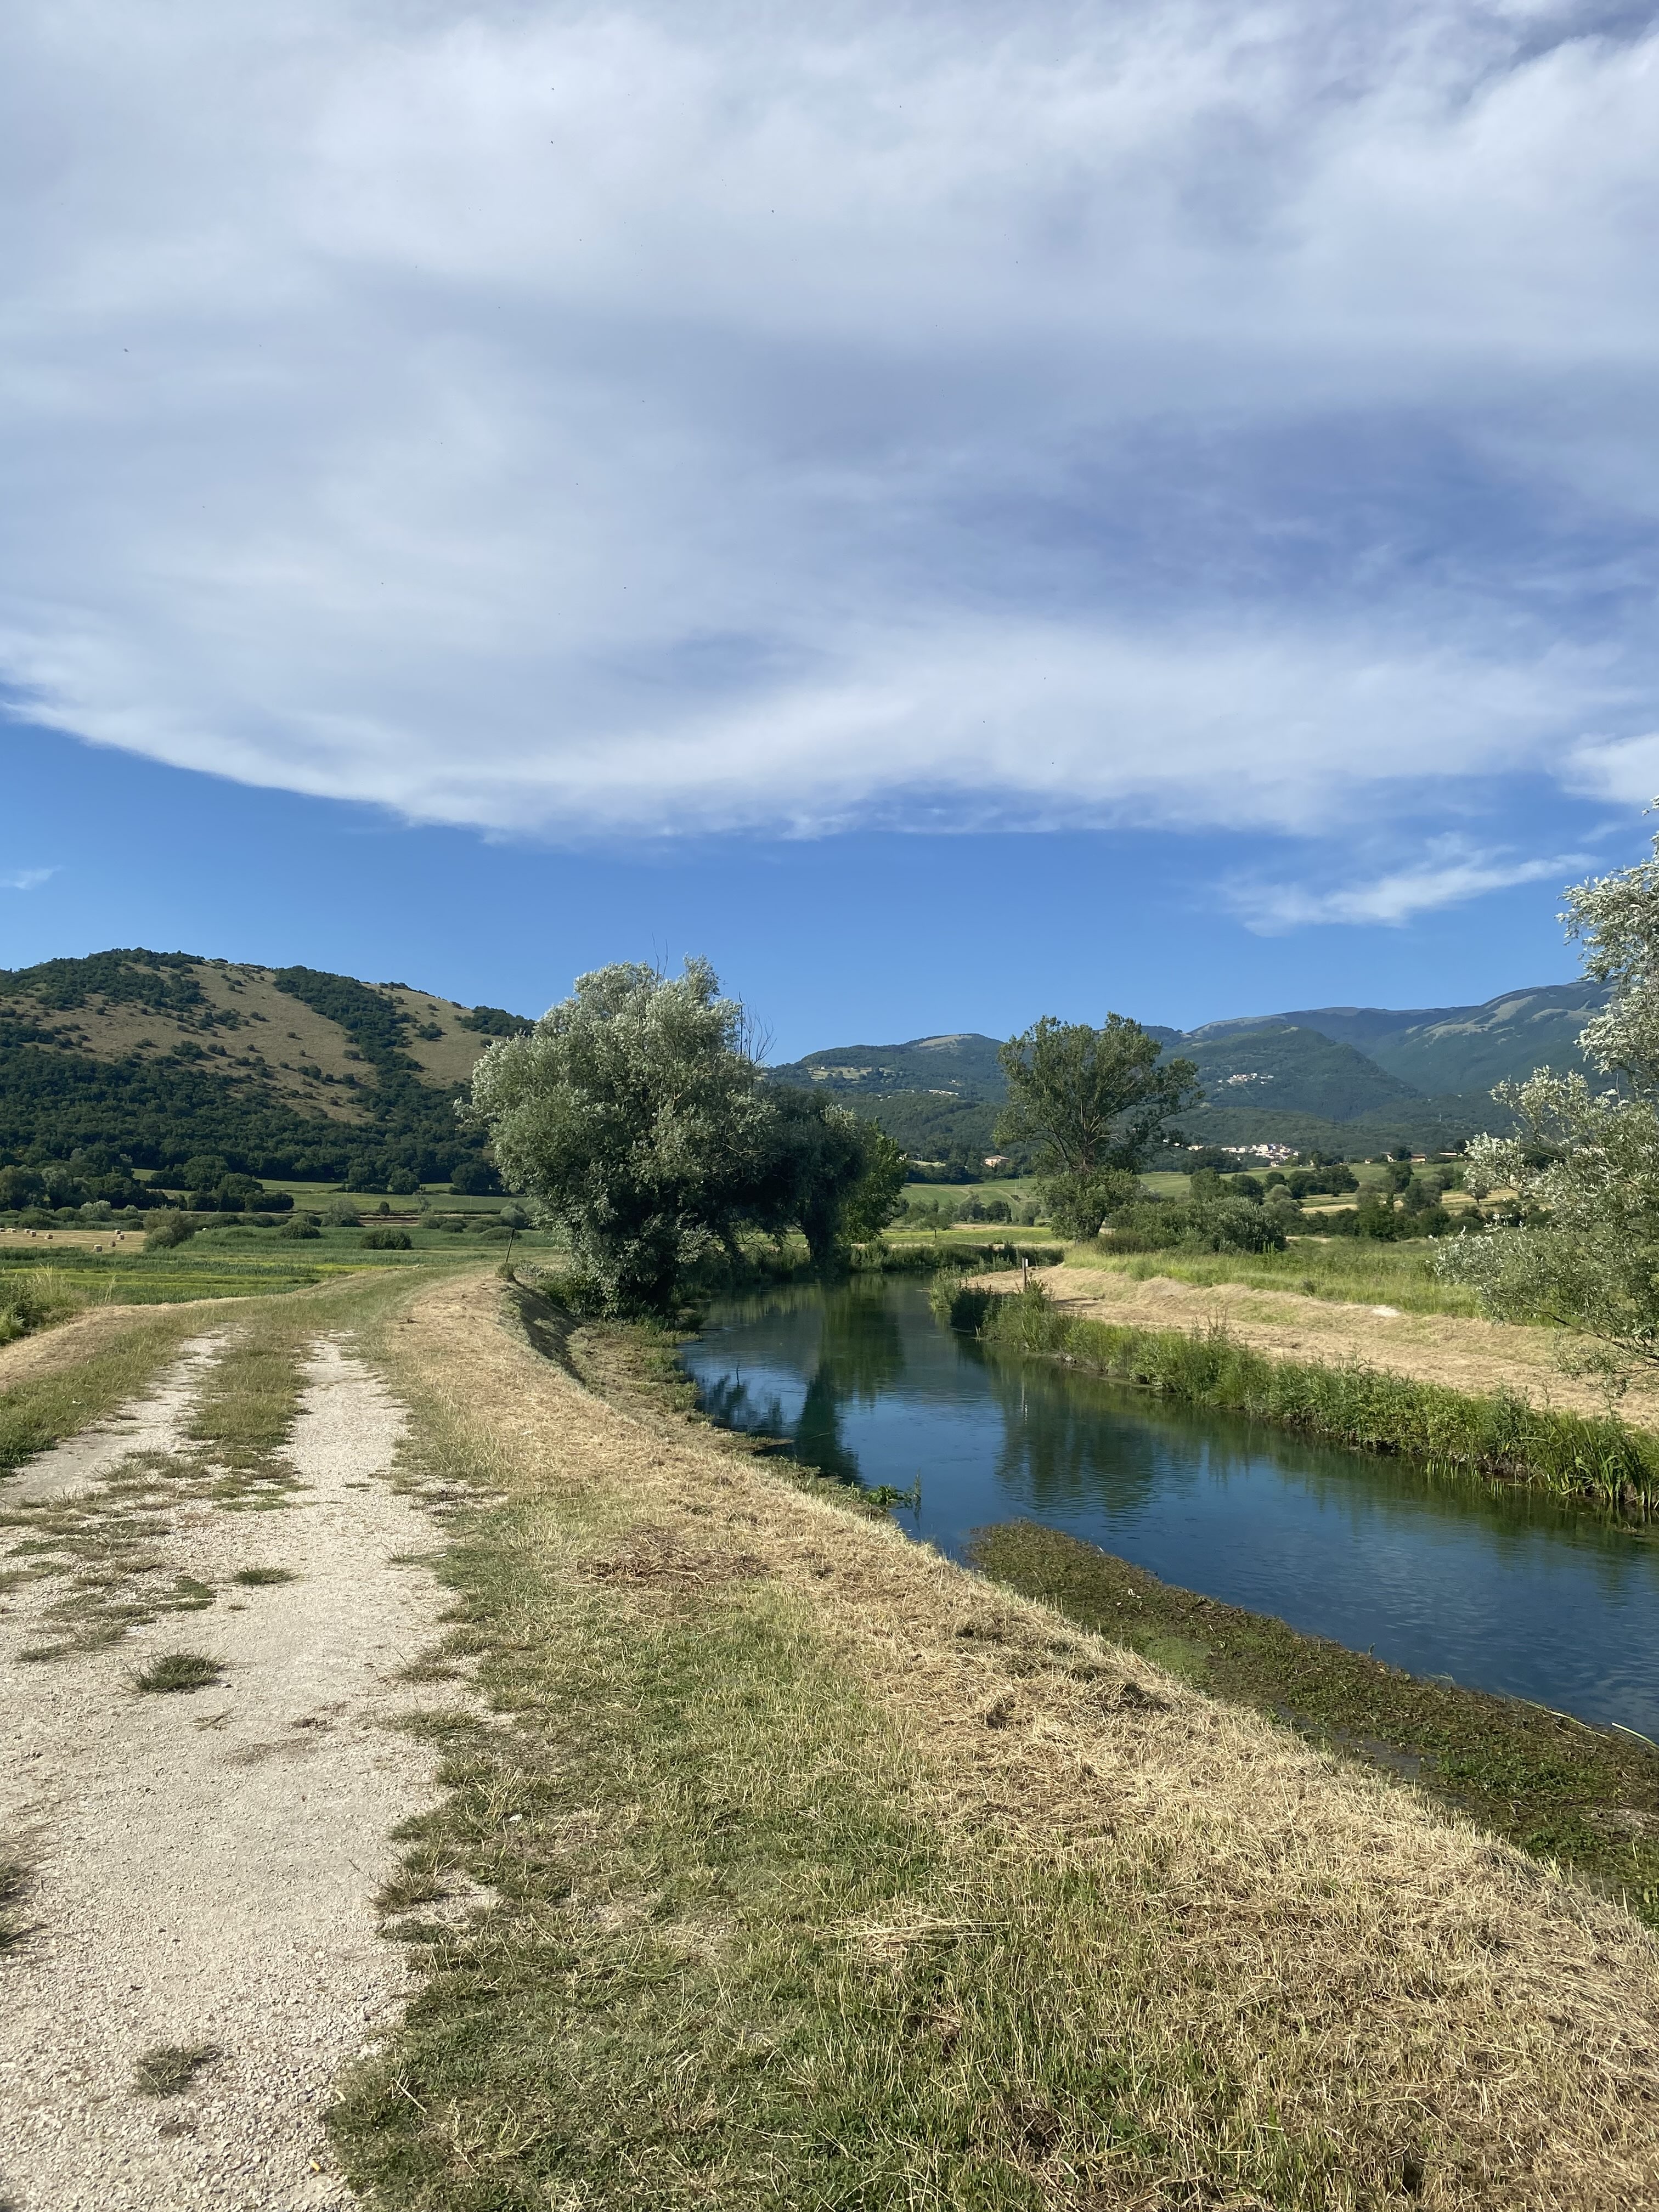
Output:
[{"xmin": 974, "ymin": 1281, "xmax": 1659, "ymax": 1510}]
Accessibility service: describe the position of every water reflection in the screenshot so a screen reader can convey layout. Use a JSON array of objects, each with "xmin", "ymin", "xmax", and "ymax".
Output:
[{"xmin": 679, "ymin": 1277, "xmax": 1659, "ymax": 1735}]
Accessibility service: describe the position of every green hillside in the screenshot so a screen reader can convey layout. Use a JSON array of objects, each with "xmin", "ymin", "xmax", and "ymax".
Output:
[
  {"xmin": 766, "ymin": 1032, "xmax": 1007, "ymax": 1099},
  {"xmin": 1188, "ymin": 984, "xmax": 1604, "ymax": 1095},
  {"xmin": 0, "ymin": 949, "xmax": 531, "ymax": 1184},
  {"xmin": 1181, "ymin": 1025, "xmax": 1418, "ymax": 1124}
]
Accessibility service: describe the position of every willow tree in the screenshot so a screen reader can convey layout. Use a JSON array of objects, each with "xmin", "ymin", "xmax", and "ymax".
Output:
[
  {"xmin": 465, "ymin": 959, "xmax": 771, "ymax": 1312},
  {"xmin": 1438, "ymin": 815, "xmax": 1659, "ymax": 1383},
  {"xmin": 465, "ymin": 958, "xmax": 912, "ymax": 1310},
  {"xmin": 995, "ymin": 1013, "xmax": 1200, "ymax": 1238}
]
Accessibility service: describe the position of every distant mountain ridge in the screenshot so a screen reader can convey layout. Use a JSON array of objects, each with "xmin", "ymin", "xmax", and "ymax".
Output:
[{"xmin": 768, "ymin": 983, "xmax": 1611, "ymax": 1158}]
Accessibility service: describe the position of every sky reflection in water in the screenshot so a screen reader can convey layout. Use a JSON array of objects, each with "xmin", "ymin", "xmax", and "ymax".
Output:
[{"xmin": 680, "ymin": 1277, "xmax": 1659, "ymax": 1738}]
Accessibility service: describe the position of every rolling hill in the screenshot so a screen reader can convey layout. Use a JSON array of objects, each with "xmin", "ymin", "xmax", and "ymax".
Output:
[{"xmin": 0, "ymin": 949, "xmax": 532, "ymax": 1184}]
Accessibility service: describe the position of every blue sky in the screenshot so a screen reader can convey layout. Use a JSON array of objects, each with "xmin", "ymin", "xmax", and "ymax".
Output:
[{"xmin": 4, "ymin": 1, "xmax": 1658, "ymax": 1057}]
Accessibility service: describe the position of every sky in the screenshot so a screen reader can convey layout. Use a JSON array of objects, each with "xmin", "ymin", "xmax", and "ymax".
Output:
[{"xmin": 4, "ymin": 0, "xmax": 1659, "ymax": 1057}]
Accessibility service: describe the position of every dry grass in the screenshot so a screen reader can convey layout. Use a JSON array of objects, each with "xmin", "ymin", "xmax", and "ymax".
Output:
[
  {"xmin": 1022, "ymin": 1263, "xmax": 1659, "ymax": 1432},
  {"xmin": 132, "ymin": 2041, "xmax": 223, "ymax": 2096},
  {"xmin": 328, "ymin": 1268, "xmax": 1659, "ymax": 2210}
]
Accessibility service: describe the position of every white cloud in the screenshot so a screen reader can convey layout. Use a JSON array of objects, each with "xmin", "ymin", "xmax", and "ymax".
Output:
[
  {"xmin": 0, "ymin": 867, "xmax": 54, "ymax": 891},
  {"xmin": 1, "ymin": 1, "xmax": 1657, "ymax": 838},
  {"xmin": 1226, "ymin": 838, "xmax": 1590, "ymax": 933}
]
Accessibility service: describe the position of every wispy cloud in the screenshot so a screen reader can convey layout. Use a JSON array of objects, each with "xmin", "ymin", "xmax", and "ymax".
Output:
[
  {"xmin": 0, "ymin": 866, "xmax": 54, "ymax": 891},
  {"xmin": 1, "ymin": 3, "xmax": 1658, "ymax": 842},
  {"xmin": 1224, "ymin": 840, "xmax": 1590, "ymax": 935}
]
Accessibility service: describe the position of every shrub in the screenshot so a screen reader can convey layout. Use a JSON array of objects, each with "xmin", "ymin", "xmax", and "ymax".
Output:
[
  {"xmin": 144, "ymin": 1212, "xmax": 197, "ymax": 1250},
  {"xmin": 279, "ymin": 1219, "xmax": 321, "ymax": 1240},
  {"xmin": 361, "ymin": 1228, "xmax": 412, "ymax": 1249},
  {"xmin": 386, "ymin": 1168, "xmax": 420, "ymax": 1194}
]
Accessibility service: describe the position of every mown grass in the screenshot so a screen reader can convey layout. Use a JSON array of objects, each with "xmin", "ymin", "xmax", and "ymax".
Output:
[
  {"xmin": 0, "ymin": 1303, "xmax": 213, "ymax": 1475},
  {"xmin": 971, "ymin": 1519, "xmax": 1659, "ymax": 1924},
  {"xmin": 970, "ymin": 1281, "xmax": 1659, "ymax": 1509},
  {"xmin": 1063, "ymin": 1234, "xmax": 1486, "ymax": 1316},
  {"xmin": 326, "ymin": 1338, "xmax": 1419, "ymax": 2210},
  {"xmin": 317, "ymin": 1276, "xmax": 1659, "ymax": 2211}
]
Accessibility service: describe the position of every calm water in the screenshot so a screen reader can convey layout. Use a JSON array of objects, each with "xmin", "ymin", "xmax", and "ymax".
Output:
[{"xmin": 679, "ymin": 1276, "xmax": 1659, "ymax": 1737}]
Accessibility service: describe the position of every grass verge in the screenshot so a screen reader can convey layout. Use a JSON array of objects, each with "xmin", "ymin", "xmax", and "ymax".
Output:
[
  {"xmin": 968, "ymin": 1280, "xmax": 1659, "ymax": 1509},
  {"xmin": 1063, "ymin": 1235, "xmax": 1485, "ymax": 1316},
  {"xmin": 322, "ymin": 1272, "xmax": 1659, "ymax": 2209},
  {"xmin": 970, "ymin": 1519, "xmax": 1659, "ymax": 1925}
]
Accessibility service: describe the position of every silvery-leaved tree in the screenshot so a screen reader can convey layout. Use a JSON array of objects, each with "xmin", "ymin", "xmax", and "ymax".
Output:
[
  {"xmin": 1437, "ymin": 815, "xmax": 1659, "ymax": 1385},
  {"xmin": 464, "ymin": 958, "xmax": 913, "ymax": 1312},
  {"xmin": 464, "ymin": 958, "xmax": 773, "ymax": 1313}
]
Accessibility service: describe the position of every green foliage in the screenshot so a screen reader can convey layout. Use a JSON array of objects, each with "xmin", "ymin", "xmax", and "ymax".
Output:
[
  {"xmin": 973, "ymin": 1283, "xmax": 1659, "ymax": 1508},
  {"xmin": 0, "ymin": 1267, "xmax": 83, "ymax": 1345},
  {"xmin": 467, "ymin": 960, "xmax": 773, "ymax": 1312},
  {"xmin": 361, "ymin": 1227, "xmax": 413, "ymax": 1249},
  {"xmin": 144, "ymin": 1212, "xmax": 198, "ymax": 1250},
  {"xmin": 279, "ymin": 1218, "xmax": 321, "ymax": 1240},
  {"xmin": 840, "ymin": 1124, "xmax": 909, "ymax": 1242},
  {"xmin": 996, "ymin": 1015, "xmax": 1200, "ymax": 1240},
  {"xmin": 1096, "ymin": 1194, "xmax": 1288, "ymax": 1255},
  {"xmin": 0, "ymin": 947, "xmax": 204, "ymax": 1014},
  {"xmin": 973, "ymin": 1283, "xmax": 1659, "ymax": 1504},
  {"xmin": 455, "ymin": 1003, "xmax": 534, "ymax": 1036}
]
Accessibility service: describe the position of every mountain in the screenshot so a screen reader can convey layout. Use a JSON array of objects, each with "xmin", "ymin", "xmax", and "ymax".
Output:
[
  {"xmin": 771, "ymin": 982, "xmax": 1606, "ymax": 1160},
  {"xmin": 0, "ymin": 949, "xmax": 532, "ymax": 1183},
  {"xmin": 1184, "ymin": 983, "xmax": 1607, "ymax": 1097}
]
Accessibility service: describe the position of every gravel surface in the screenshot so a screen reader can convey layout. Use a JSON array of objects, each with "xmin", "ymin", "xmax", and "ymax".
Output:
[
  {"xmin": 8, "ymin": 1335, "xmax": 224, "ymax": 1507},
  {"xmin": 0, "ymin": 1335, "xmax": 455, "ymax": 2210}
]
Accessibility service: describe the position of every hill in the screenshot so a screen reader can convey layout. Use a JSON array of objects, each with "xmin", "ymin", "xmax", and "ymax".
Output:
[{"xmin": 0, "ymin": 949, "xmax": 532, "ymax": 1184}]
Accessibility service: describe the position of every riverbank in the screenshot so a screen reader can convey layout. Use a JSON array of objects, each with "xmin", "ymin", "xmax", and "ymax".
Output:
[
  {"xmin": 10, "ymin": 1266, "xmax": 1659, "ymax": 2203},
  {"xmin": 321, "ymin": 1268, "xmax": 1659, "ymax": 2207},
  {"xmin": 1026, "ymin": 1262, "xmax": 1659, "ymax": 1425},
  {"xmin": 970, "ymin": 1518, "xmax": 1659, "ymax": 1923}
]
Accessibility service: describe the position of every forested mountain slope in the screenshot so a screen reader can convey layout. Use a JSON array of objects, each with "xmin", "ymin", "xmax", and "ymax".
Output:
[
  {"xmin": 0, "ymin": 949, "xmax": 531, "ymax": 1182},
  {"xmin": 773, "ymin": 983, "xmax": 1605, "ymax": 1159}
]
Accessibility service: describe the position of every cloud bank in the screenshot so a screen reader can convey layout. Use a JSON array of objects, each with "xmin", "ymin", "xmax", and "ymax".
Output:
[{"xmin": 3, "ymin": 1, "xmax": 1658, "ymax": 848}]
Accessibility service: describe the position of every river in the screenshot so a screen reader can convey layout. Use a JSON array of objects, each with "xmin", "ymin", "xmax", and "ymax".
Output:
[{"xmin": 679, "ymin": 1274, "xmax": 1659, "ymax": 1737}]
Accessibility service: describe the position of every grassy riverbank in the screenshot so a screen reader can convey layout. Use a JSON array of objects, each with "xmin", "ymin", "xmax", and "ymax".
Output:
[
  {"xmin": 971, "ymin": 1520, "xmax": 1659, "ymax": 1924},
  {"xmin": 1064, "ymin": 1235, "xmax": 1485, "ymax": 1316},
  {"xmin": 323, "ymin": 1271, "xmax": 1659, "ymax": 2208},
  {"xmin": 964, "ymin": 1279, "xmax": 1659, "ymax": 1509}
]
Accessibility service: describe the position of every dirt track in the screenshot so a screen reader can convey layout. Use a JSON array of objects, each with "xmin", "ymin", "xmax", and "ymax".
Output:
[{"xmin": 0, "ymin": 1334, "xmax": 455, "ymax": 2211}]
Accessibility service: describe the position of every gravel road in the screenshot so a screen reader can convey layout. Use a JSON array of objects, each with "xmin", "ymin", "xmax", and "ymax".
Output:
[{"xmin": 0, "ymin": 1334, "xmax": 455, "ymax": 2210}]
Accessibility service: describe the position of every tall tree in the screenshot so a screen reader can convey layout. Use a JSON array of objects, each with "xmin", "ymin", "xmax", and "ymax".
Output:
[
  {"xmin": 465, "ymin": 959, "xmax": 770, "ymax": 1312},
  {"xmin": 1440, "ymin": 817, "xmax": 1659, "ymax": 1383},
  {"xmin": 995, "ymin": 1015, "xmax": 1200, "ymax": 1238}
]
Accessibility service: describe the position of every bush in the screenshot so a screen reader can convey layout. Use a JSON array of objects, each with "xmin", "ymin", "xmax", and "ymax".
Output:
[
  {"xmin": 361, "ymin": 1227, "xmax": 412, "ymax": 1249},
  {"xmin": 144, "ymin": 1212, "xmax": 198, "ymax": 1250},
  {"xmin": 387, "ymin": 1168, "xmax": 420, "ymax": 1195},
  {"xmin": 0, "ymin": 1267, "xmax": 83, "ymax": 1345},
  {"xmin": 279, "ymin": 1220, "xmax": 321, "ymax": 1240}
]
